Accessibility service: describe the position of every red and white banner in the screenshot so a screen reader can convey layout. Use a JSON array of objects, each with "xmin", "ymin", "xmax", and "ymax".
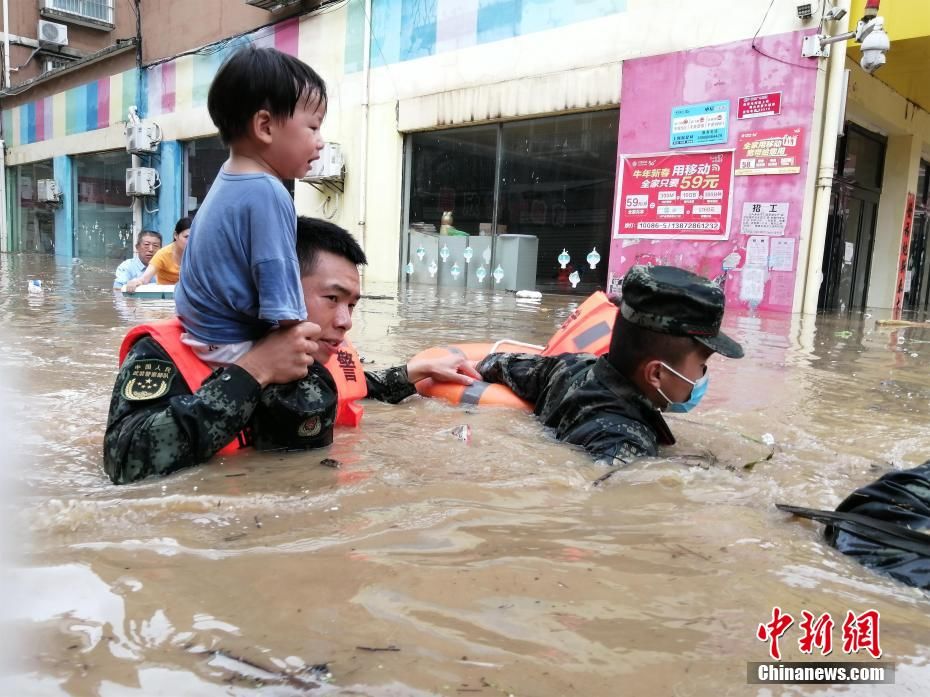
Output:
[
  {"xmin": 737, "ymin": 92, "xmax": 782, "ymax": 119},
  {"xmin": 613, "ymin": 150, "xmax": 734, "ymax": 240},
  {"xmin": 735, "ymin": 127, "xmax": 805, "ymax": 176}
]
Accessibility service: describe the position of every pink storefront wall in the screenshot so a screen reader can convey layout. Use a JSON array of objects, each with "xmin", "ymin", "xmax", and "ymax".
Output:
[{"xmin": 608, "ymin": 30, "xmax": 819, "ymax": 313}]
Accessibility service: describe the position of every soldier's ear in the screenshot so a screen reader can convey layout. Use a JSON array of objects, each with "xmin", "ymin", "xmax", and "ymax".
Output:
[{"xmin": 641, "ymin": 359, "xmax": 663, "ymax": 391}]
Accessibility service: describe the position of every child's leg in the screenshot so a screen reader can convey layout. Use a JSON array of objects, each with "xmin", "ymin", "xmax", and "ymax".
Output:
[{"xmin": 181, "ymin": 334, "xmax": 254, "ymax": 367}]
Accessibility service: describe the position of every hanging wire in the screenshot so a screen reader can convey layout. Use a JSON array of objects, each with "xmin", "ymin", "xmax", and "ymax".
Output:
[{"xmin": 751, "ymin": 0, "xmax": 822, "ymax": 70}]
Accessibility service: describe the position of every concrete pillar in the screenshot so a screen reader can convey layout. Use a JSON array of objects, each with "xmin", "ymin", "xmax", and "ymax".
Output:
[
  {"xmin": 866, "ymin": 135, "xmax": 922, "ymax": 308},
  {"xmin": 52, "ymin": 154, "xmax": 74, "ymax": 258},
  {"xmin": 143, "ymin": 139, "xmax": 183, "ymax": 237}
]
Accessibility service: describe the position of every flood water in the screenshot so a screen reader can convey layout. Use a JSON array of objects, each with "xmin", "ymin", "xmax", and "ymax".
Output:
[{"xmin": 1, "ymin": 252, "xmax": 929, "ymax": 696}]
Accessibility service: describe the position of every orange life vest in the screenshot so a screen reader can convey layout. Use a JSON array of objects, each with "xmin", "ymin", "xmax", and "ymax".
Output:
[
  {"xmin": 413, "ymin": 291, "xmax": 618, "ymax": 409},
  {"xmin": 118, "ymin": 318, "xmax": 367, "ymax": 453}
]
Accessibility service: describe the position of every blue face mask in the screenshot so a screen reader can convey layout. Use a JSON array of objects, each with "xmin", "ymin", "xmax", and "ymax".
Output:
[{"xmin": 656, "ymin": 363, "xmax": 708, "ymax": 413}]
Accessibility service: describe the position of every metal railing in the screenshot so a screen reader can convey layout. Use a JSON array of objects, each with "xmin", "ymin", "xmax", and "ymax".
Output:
[{"xmin": 43, "ymin": 0, "xmax": 114, "ymax": 25}]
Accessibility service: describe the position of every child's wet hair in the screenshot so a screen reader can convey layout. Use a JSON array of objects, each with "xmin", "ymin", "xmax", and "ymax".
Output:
[{"xmin": 207, "ymin": 45, "xmax": 327, "ymax": 144}]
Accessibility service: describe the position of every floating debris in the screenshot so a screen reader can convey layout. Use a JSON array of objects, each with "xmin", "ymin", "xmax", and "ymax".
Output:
[{"xmin": 451, "ymin": 424, "xmax": 472, "ymax": 444}]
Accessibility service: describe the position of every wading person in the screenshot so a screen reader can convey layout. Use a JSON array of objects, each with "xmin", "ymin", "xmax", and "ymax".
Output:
[
  {"xmin": 124, "ymin": 217, "xmax": 190, "ymax": 291},
  {"xmin": 476, "ymin": 265, "xmax": 744, "ymax": 465},
  {"xmin": 113, "ymin": 230, "xmax": 161, "ymax": 289},
  {"xmin": 103, "ymin": 218, "xmax": 479, "ymax": 484}
]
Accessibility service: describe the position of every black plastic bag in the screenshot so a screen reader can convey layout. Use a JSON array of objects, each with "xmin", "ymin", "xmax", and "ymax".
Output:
[{"xmin": 778, "ymin": 461, "xmax": 930, "ymax": 590}]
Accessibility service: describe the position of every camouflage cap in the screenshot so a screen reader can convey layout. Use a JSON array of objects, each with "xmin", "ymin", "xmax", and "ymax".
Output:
[{"xmin": 620, "ymin": 265, "xmax": 744, "ymax": 359}]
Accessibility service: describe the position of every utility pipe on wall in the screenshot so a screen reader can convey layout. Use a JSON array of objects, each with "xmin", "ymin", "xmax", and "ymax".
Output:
[
  {"xmin": 801, "ymin": 0, "xmax": 851, "ymax": 314},
  {"xmin": 357, "ymin": 0, "xmax": 371, "ymax": 251},
  {"xmin": 0, "ymin": 139, "xmax": 7, "ymax": 252},
  {"xmin": 128, "ymin": 107, "xmax": 142, "ymax": 245},
  {"xmin": 2, "ymin": 0, "xmax": 11, "ymax": 89}
]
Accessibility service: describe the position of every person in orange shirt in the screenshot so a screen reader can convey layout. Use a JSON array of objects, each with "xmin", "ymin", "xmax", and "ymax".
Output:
[{"xmin": 124, "ymin": 217, "xmax": 191, "ymax": 291}]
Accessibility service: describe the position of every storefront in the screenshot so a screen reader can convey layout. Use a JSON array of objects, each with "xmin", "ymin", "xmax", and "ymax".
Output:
[
  {"xmin": 4, "ymin": 1, "xmax": 928, "ymax": 312},
  {"xmin": 8, "ymin": 160, "xmax": 55, "ymax": 253},
  {"xmin": 819, "ymin": 124, "xmax": 887, "ymax": 312},
  {"xmin": 903, "ymin": 160, "xmax": 930, "ymax": 312},
  {"xmin": 403, "ymin": 110, "xmax": 618, "ymax": 293},
  {"xmin": 73, "ymin": 150, "xmax": 133, "ymax": 260}
]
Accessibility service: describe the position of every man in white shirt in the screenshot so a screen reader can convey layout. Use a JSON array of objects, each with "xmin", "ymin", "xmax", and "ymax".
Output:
[{"xmin": 113, "ymin": 231, "xmax": 162, "ymax": 289}]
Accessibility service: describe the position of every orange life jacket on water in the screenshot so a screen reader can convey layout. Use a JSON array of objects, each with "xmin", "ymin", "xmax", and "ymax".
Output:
[
  {"xmin": 118, "ymin": 318, "xmax": 367, "ymax": 454},
  {"xmin": 413, "ymin": 291, "xmax": 619, "ymax": 409}
]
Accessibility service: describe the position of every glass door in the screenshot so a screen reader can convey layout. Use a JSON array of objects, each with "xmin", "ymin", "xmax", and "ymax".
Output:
[{"xmin": 819, "ymin": 124, "xmax": 886, "ymax": 311}]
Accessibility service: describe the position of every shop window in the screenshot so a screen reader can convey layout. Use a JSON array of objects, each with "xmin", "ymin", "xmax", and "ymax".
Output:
[
  {"xmin": 408, "ymin": 126, "xmax": 497, "ymax": 236},
  {"xmin": 10, "ymin": 161, "xmax": 55, "ymax": 253},
  {"xmin": 184, "ymin": 135, "xmax": 294, "ymax": 217},
  {"xmin": 498, "ymin": 111, "xmax": 618, "ymax": 292},
  {"xmin": 405, "ymin": 110, "xmax": 618, "ymax": 293},
  {"xmin": 184, "ymin": 136, "xmax": 227, "ymax": 217},
  {"xmin": 74, "ymin": 150, "xmax": 133, "ymax": 259}
]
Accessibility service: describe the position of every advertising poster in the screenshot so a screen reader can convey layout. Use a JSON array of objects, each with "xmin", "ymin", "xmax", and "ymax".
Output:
[
  {"xmin": 737, "ymin": 92, "xmax": 782, "ymax": 119},
  {"xmin": 735, "ymin": 127, "xmax": 804, "ymax": 175},
  {"xmin": 614, "ymin": 150, "xmax": 734, "ymax": 240},
  {"xmin": 741, "ymin": 202, "xmax": 789, "ymax": 235},
  {"xmin": 670, "ymin": 100, "xmax": 730, "ymax": 148}
]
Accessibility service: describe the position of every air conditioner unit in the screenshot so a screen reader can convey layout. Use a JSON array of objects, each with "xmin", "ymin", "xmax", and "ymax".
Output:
[
  {"xmin": 126, "ymin": 167, "xmax": 160, "ymax": 197},
  {"xmin": 302, "ymin": 143, "xmax": 345, "ymax": 181},
  {"xmin": 245, "ymin": 0, "xmax": 305, "ymax": 11},
  {"xmin": 37, "ymin": 20, "xmax": 68, "ymax": 46},
  {"xmin": 126, "ymin": 122, "xmax": 163, "ymax": 154},
  {"xmin": 37, "ymin": 179, "xmax": 62, "ymax": 203}
]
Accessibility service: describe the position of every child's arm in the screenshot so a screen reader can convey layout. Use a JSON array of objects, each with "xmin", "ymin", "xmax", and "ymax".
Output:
[{"xmin": 252, "ymin": 182, "xmax": 306, "ymax": 324}]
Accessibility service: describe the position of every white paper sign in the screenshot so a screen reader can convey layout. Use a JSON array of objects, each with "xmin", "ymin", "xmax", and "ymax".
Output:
[
  {"xmin": 844, "ymin": 241, "xmax": 855, "ymax": 264},
  {"xmin": 741, "ymin": 202, "xmax": 789, "ymax": 236},
  {"xmin": 769, "ymin": 237, "xmax": 795, "ymax": 272},
  {"xmin": 739, "ymin": 267, "xmax": 766, "ymax": 304},
  {"xmin": 746, "ymin": 236, "xmax": 770, "ymax": 267}
]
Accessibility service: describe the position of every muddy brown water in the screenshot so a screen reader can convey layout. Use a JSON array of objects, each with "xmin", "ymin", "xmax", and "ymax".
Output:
[{"xmin": 1, "ymin": 253, "xmax": 928, "ymax": 696}]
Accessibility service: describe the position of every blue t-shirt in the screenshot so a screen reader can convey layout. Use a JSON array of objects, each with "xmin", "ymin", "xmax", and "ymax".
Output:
[
  {"xmin": 113, "ymin": 255, "xmax": 145, "ymax": 288},
  {"xmin": 175, "ymin": 170, "xmax": 306, "ymax": 344}
]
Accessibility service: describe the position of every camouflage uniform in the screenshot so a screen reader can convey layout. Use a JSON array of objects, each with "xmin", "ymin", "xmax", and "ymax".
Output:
[
  {"xmin": 104, "ymin": 336, "xmax": 416, "ymax": 484},
  {"xmin": 477, "ymin": 264, "xmax": 743, "ymax": 467},
  {"xmin": 476, "ymin": 352, "xmax": 674, "ymax": 465}
]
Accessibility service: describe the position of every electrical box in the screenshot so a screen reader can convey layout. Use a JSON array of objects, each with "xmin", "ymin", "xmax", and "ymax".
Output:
[
  {"xmin": 126, "ymin": 167, "xmax": 160, "ymax": 197},
  {"xmin": 302, "ymin": 143, "xmax": 345, "ymax": 181},
  {"xmin": 36, "ymin": 179, "xmax": 62, "ymax": 203},
  {"xmin": 126, "ymin": 122, "xmax": 162, "ymax": 154}
]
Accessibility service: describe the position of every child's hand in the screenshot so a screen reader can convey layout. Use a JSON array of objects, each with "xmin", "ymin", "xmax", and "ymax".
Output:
[{"xmin": 406, "ymin": 355, "xmax": 481, "ymax": 386}]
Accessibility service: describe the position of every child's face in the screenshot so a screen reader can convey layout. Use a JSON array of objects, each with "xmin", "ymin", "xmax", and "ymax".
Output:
[{"xmin": 266, "ymin": 96, "xmax": 326, "ymax": 180}]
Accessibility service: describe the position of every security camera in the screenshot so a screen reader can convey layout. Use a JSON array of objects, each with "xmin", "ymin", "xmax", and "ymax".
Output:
[
  {"xmin": 856, "ymin": 17, "xmax": 890, "ymax": 74},
  {"xmin": 824, "ymin": 7, "xmax": 847, "ymax": 21}
]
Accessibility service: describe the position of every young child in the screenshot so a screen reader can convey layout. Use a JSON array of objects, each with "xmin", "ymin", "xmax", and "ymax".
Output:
[
  {"xmin": 476, "ymin": 265, "xmax": 744, "ymax": 466},
  {"xmin": 175, "ymin": 45, "xmax": 327, "ymax": 365}
]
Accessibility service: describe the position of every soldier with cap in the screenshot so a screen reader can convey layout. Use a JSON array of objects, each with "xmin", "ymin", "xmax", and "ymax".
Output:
[
  {"xmin": 476, "ymin": 265, "xmax": 744, "ymax": 465},
  {"xmin": 103, "ymin": 217, "xmax": 479, "ymax": 484}
]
